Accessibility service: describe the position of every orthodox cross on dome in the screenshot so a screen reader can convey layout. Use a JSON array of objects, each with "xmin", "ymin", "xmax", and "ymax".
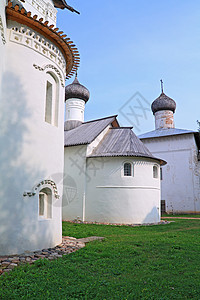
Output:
[
  {"xmin": 160, "ymin": 79, "xmax": 164, "ymax": 94},
  {"xmin": 52, "ymin": 0, "xmax": 80, "ymax": 14}
]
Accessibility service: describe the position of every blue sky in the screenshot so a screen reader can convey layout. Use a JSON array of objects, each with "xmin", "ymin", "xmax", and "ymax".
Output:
[{"xmin": 57, "ymin": 0, "xmax": 200, "ymax": 134}]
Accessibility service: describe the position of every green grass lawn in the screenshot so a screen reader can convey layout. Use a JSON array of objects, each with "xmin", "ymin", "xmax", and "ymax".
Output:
[{"xmin": 0, "ymin": 220, "xmax": 200, "ymax": 299}]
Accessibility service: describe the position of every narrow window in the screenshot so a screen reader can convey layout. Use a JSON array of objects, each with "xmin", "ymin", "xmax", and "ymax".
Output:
[
  {"xmin": 39, "ymin": 188, "xmax": 52, "ymax": 219},
  {"xmin": 153, "ymin": 165, "xmax": 158, "ymax": 178},
  {"xmin": 124, "ymin": 163, "xmax": 132, "ymax": 176},
  {"xmin": 45, "ymin": 81, "xmax": 52, "ymax": 124},
  {"xmin": 39, "ymin": 193, "xmax": 45, "ymax": 216},
  {"xmin": 45, "ymin": 73, "xmax": 59, "ymax": 126}
]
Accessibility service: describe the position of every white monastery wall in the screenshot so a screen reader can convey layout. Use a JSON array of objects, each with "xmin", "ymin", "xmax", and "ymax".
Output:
[
  {"xmin": 85, "ymin": 157, "xmax": 161, "ymax": 224},
  {"xmin": 63, "ymin": 145, "xmax": 88, "ymax": 221},
  {"xmin": 141, "ymin": 134, "xmax": 200, "ymax": 213},
  {"xmin": 0, "ymin": 19, "xmax": 65, "ymax": 254},
  {"xmin": 0, "ymin": 0, "xmax": 6, "ymax": 97}
]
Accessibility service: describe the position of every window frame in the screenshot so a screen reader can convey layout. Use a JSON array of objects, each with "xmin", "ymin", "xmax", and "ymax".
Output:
[
  {"xmin": 39, "ymin": 187, "xmax": 52, "ymax": 220},
  {"xmin": 153, "ymin": 165, "xmax": 159, "ymax": 179},
  {"xmin": 45, "ymin": 72, "xmax": 59, "ymax": 127},
  {"xmin": 123, "ymin": 162, "xmax": 134, "ymax": 177}
]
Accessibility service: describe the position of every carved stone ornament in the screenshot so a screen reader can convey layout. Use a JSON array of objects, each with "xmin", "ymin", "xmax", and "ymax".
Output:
[
  {"xmin": 9, "ymin": 26, "xmax": 66, "ymax": 74},
  {"xmin": 23, "ymin": 180, "xmax": 60, "ymax": 199},
  {"xmin": 0, "ymin": 15, "xmax": 6, "ymax": 44},
  {"xmin": 33, "ymin": 63, "xmax": 65, "ymax": 87},
  {"xmin": 32, "ymin": 0, "xmax": 57, "ymax": 22}
]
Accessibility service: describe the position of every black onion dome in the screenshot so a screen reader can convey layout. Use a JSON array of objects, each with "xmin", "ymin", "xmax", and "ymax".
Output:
[
  {"xmin": 65, "ymin": 77, "xmax": 90, "ymax": 102},
  {"xmin": 151, "ymin": 92, "xmax": 176, "ymax": 115}
]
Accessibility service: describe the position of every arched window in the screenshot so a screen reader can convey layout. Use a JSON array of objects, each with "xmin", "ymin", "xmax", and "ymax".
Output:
[
  {"xmin": 153, "ymin": 165, "xmax": 158, "ymax": 178},
  {"xmin": 124, "ymin": 162, "xmax": 132, "ymax": 176},
  {"xmin": 45, "ymin": 72, "xmax": 59, "ymax": 126},
  {"xmin": 39, "ymin": 187, "xmax": 52, "ymax": 219}
]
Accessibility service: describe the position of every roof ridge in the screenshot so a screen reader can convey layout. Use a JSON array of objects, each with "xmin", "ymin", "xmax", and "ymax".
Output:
[
  {"xmin": 83, "ymin": 115, "xmax": 118, "ymax": 124},
  {"xmin": 110, "ymin": 127, "xmax": 133, "ymax": 130}
]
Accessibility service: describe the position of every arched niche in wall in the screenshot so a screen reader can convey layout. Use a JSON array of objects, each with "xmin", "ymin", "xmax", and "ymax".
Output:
[{"xmin": 45, "ymin": 71, "xmax": 59, "ymax": 127}]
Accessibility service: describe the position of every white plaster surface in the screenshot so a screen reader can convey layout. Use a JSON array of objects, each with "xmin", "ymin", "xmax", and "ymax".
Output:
[
  {"xmin": 0, "ymin": 0, "xmax": 6, "ymax": 98},
  {"xmin": 63, "ymin": 146, "xmax": 161, "ymax": 224},
  {"xmin": 0, "ymin": 16, "xmax": 65, "ymax": 254},
  {"xmin": 63, "ymin": 145, "xmax": 88, "ymax": 221},
  {"xmin": 141, "ymin": 133, "xmax": 200, "ymax": 213},
  {"xmin": 86, "ymin": 157, "xmax": 161, "ymax": 224},
  {"xmin": 65, "ymin": 98, "xmax": 85, "ymax": 123}
]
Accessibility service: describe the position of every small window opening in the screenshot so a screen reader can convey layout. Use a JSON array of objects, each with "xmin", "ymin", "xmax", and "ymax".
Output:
[
  {"xmin": 39, "ymin": 188, "xmax": 52, "ymax": 219},
  {"xmin": 45, "ymin": 73, "xmax": 59, "ymax": 126},
  {"xmin": 124, "ymin": 163, "xmax": 132, "ymax": 176},
  {"xmin": 153, "ymin": 165, "xmax": 158, "ymax": 178},
  {"xmin": 45, "ymin": 81, "xmax": 52, "ymax": 124}
]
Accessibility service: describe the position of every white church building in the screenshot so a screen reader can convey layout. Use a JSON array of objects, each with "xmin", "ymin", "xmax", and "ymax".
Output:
[
  {"xmin": 0, "ymin": 0, "xmax": 166, "ymax": 256},
  {"xmin": 0, "ymin": 0, "xmax": 80, "ymax": 255},
  {"xmin": 62, "ymin": 77, "xmax": 166, "ymax": 225},
  {"xmin": 139, "ymin": 90, "xmax": 200, "ymax": 214}
]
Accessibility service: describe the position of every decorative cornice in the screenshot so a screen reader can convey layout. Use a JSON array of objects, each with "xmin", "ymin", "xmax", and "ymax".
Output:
[
  {"xmin": 10, "ymin": 25, "xmax": 66, "ymax": 73},
  {"xmin": 6, "ymin": 1, "xmax": 80, "ymax": 79}
]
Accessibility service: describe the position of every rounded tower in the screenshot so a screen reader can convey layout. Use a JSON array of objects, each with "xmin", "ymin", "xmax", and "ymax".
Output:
[
  {"xmin": 151, "ymin": 84, "xmax": 176, "ymax": 129},
  {"xmin": 0, "ymin": 0, "xmax": 80, "ymax": 255},
  {"xmin": 65, "ymin": 75, "xmax": 90, "ymax": 130}
]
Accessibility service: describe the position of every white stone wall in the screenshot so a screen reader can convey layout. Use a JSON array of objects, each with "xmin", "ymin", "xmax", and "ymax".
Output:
[
  {"xmin": 0, "ymin": 19, "xmax": 65, "ymax": 255},
  {"xmin": 0, "ymin": 0, "xmax": 6, "ymax": 97},
  {"xmin": 141, "ymin": 134, "xmax": 200, "ymax": 214},
  {"xmin": 63, "ymin": 145, "xmax": 88, "ymax": 221},
  {"xmin": 63, "ymin": 148, "xmax": 161, "ymax": 224},
  {"xmin": 85, "ymin": 157, "xmax": 161, "ymax": 224}
]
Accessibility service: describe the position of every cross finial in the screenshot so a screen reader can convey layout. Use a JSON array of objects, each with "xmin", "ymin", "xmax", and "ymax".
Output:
[{"xmin": 160, "ymin": 79, "xmax": 164, "ymax": 93}]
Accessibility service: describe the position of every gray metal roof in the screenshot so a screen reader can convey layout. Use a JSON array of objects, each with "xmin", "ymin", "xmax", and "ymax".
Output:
[
  {"xmin": 88, "ymin": 128, "xmax": 166, "ymax": 165},
  {"xmin": 64, "ymin": 116, "xmax": 118, "ymax": 147},
  {"xmin": 138, "ymin": 128, "xmax": 197, "ymax": 139}
]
